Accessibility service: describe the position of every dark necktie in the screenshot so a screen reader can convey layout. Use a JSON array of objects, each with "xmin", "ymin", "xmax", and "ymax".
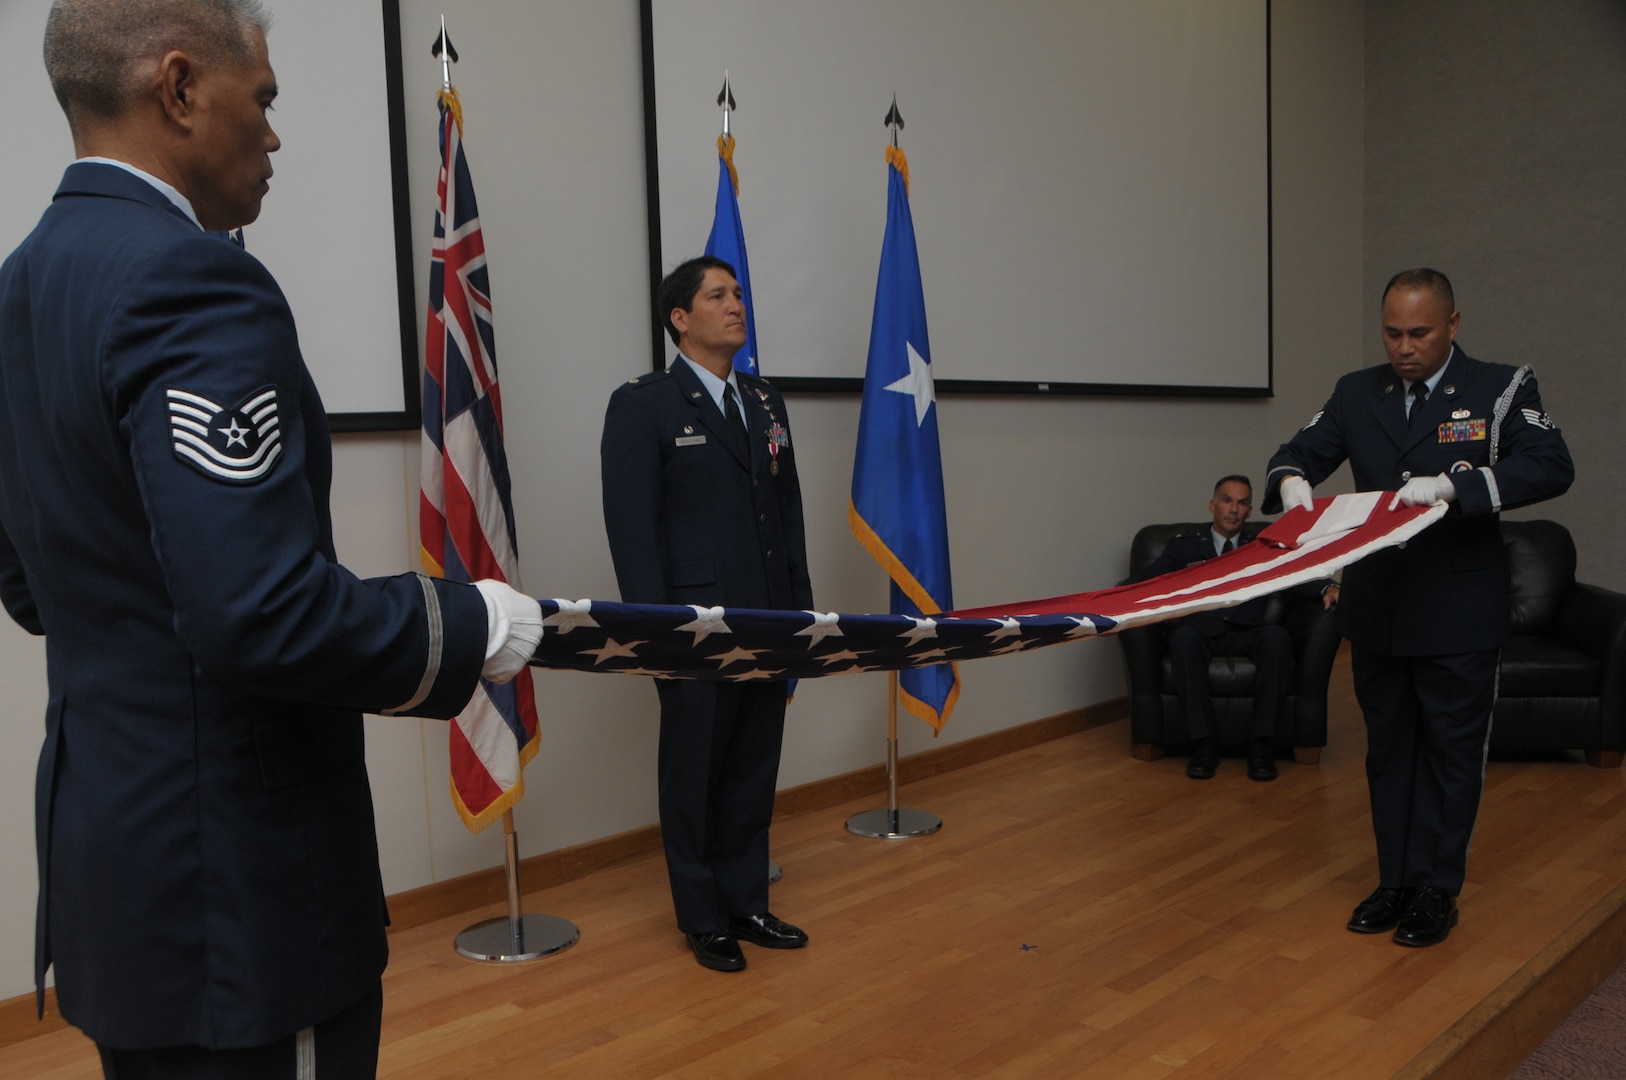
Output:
[
  {"xmin": 1408, "ymin": 381, "xmax": 1429, "ymax": 425},
  {"xmin": 724, "ymin": 384, "xmax": 748, "ymax": 446},
  {"xmin": 1222, "ymin": 537, "xmax": 1235, "ymax": 555}
]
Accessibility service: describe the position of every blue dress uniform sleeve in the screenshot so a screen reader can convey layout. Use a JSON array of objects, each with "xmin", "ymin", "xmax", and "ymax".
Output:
[
  {"xmin": 1448, "ymin": 366, "xmax": 1573, "ymax": 516},
  {"xmin": 0, "ymin": 516, "xmax": 42, "ymax": 634},
  {"xmin": 107, "ymin": 234, "xmax": 487, "ymax": 717},
  {"xmin": 601, "ymin": 377, "xmax": 674, "ymax": 605},
  {"xmin": 1262, "ymin": 383, "xmax": 1353, "ymax": 514}
]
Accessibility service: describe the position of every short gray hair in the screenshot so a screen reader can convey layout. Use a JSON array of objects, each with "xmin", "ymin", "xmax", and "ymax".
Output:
[{"xmin": 44, "ymin": 0, "xmax": 271, "ymax": 125}]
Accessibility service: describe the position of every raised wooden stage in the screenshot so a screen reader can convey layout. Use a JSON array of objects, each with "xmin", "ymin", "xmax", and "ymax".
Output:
[{"xmin": 4, "ymin": 649, "xmax": 1624, "ymax": 1078}]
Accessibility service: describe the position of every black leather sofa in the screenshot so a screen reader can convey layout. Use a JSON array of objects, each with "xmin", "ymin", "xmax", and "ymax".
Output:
[
  {"xmin": 1117, "ymin": 522, "xmax": 1341, "ymax": 765},
  {"xmin": 1492, "ymin": 519, "xmax": 1626, "ymax": 767}
]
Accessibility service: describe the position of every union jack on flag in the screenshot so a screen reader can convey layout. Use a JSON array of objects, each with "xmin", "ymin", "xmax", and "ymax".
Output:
[{"xmin": 419, "ymin": 87, "xmax": 539, "ymax": 832}]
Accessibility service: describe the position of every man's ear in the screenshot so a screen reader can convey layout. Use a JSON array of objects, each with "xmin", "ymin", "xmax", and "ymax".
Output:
[
  {"xmin": 669, "ymin": 306, "xmax": 690, "ymax": 338},
  {"xmin": 156, "ymin": 50, "xmax": 197, "ymax": 129}
]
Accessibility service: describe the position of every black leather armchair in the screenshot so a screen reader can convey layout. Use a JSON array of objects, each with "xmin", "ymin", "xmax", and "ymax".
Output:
[
  {"xmin": 1492, "ymin": 520, "xmax": 1626, "ymax": 767},
  {"xmin": 1117, "ymin": 522, "xmax": 1342, "ymax": 764}
]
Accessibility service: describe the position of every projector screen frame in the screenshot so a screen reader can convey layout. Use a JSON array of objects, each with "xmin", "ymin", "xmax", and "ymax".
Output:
[
  {"xmin": 638, "ymin": 0, "xmax": 1276, "ymax": 400},
  {"xmin": 328, "ymin": 0, "xmax": 421, "ymax": 433}
]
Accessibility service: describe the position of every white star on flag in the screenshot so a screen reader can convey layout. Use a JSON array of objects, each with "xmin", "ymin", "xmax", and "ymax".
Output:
[
  {"xmin": 795, "ymin": 611, "xmax": 844, "ymax": 649},
  {"xmin": 1064, "ymin": 617, "xmax": 1099, "ymax": 638},
  {"xmin": 884, "ymin": 341, "xmax": 936, "ymax": 427},
  {"xmin": 545, "ymin": 599, "xmax": 599, "ymax": 634},
  {"xmin": 900, "ymin": 617, "xmax": 938, "ymax": 646},
  {"xmin": 710, "ymin": 646, "xmax": 768, "ymax": 669},
  {"xmin": 675, "ymin": 605, "xmax": 732, "ymax": 645},
  {"xmin": 581, "ymin": 639, "xmax": 643, "ymax": 664},
  {"xmin": 986, "ymin": 617, "xmax": 1023, "ymax": 641},
  {"xmin": 817, "ymin": 649, "xmax": 865, "ymax": 666}
]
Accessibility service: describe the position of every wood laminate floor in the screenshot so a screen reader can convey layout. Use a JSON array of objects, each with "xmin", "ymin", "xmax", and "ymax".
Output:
[{"xmin": 4, "ymin": 651, "xmax": 1624, "ymax": 1078}]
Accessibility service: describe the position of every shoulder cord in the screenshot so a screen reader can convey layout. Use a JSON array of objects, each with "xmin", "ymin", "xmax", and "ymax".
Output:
[{"xmin": 1489, "ymin": 364, "xmax": 1533, "ymax": 465}]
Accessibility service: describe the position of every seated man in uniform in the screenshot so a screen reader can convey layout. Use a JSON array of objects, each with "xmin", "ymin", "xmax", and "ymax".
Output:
[{"xmin": 1131, "ymin": 475, "xmax": 1338, "ymax": 781}]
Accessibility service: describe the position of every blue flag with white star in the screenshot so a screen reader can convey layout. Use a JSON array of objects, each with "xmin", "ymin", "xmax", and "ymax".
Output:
[
  {"xmin": 849, "ymin": 147, "xmax": 960, "ymax": 731},
  {"xmin": 703, "ymin": 139, "xmax": 759, "ymax": 375}
]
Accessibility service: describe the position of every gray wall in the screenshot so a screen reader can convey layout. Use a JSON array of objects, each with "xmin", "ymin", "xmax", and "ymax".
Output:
[
  {"xmin": 0, "ymin": 0, "xmax": 1365, "ymax": 1000},
  {"xmin": 1365, "ymin": 0, "xmax": 1626, "ymax": 587}
]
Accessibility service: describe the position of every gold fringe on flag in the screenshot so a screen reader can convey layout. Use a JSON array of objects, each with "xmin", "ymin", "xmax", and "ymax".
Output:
[
  {"xmin": 886, "ymin": 143, "xmax": 909, "ymax": 196},
  {"xmin": 718, "ymin": 133, "xmax": 740, "ymax": 195},
  {"xmin": 438, "ymin": 86, "xmax": 464, "ymax": 136}
]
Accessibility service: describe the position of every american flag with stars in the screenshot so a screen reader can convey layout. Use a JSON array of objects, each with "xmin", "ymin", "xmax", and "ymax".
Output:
[{"xmin": 527, "ymin": 495, "xmax": 1444, "ymax": 682}]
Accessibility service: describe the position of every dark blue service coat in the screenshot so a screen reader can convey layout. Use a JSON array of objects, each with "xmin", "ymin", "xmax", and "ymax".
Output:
[
  {"xmin": 600, "ymin": 358, "xmax": 813, "ymax": 932},
  {"xmin": 0, "ymin": 163, "xmax": 489, "ymax": 1050}
]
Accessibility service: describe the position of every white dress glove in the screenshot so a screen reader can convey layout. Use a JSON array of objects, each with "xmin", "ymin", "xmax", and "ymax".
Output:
[
  {"xmin": 1278, "ymin": 475, "xmax": 1314, "ymax": 513},
  {"xmin": 1393, "ymin": 474, "xmax": 1458, "ymax": 509},
  {"xmin": 473, "ymin": 579, "xmax": 543, "ymax": 683}
]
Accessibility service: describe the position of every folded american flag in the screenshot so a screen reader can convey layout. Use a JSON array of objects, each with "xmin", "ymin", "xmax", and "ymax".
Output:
[{"xmin": 531, "ymin": 494, "xmax": 1444, "ymax": 681}]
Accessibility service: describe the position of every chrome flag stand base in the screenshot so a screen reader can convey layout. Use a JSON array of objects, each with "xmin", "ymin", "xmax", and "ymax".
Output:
[
  {"xmin": 846, "ymin": 673, "xmax": 943, "ymax": 839},
  {"xmin": 846, "ymin": 806, "xmax": 942, "ymax": 839},
  {"xmin": 455, "ymin": 913, "xmax": 579, "ymax": 963},
  {"xmin": 455, "ymin": 811, "xmax": 579, "ymax": 963}
]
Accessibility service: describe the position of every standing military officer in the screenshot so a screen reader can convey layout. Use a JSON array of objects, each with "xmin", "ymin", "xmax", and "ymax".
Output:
[
  {"xmin": 0, "ymin": 1, "xmax": 540, "ymax": 1074},
  {"xmin": 600, "ymin": 255, "xmax": 813, "ymax": 972},
  {"xmin": 1263, "ymin": 268, "xmax": 1572, "ymax": 946}
]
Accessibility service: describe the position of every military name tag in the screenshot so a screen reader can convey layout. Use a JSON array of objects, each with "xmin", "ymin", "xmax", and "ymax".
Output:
[
  {"xmin": 1436, "ymin": 418, "xmax": 1487, "ymax": 443},
  {"xmin": 675, "ymin": 434, "xmax": 707, "ymax": 447}
]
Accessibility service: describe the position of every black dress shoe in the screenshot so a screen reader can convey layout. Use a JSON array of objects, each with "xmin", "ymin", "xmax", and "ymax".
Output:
[
  {"xmin": 1186, "ymin": 739, "xmax": 1219, "ymax": 780},
  {"xmin": 728, "ymin": 912, "xmax": 809, "ymax": 949},
  {"xmin": 1247, "ymin": 740, "xmax": 1278, "ymax": 781},
  {"xmin": 1393, "ymin": 887, "xmax": 1458, "ymax": 947},
  {"xmin": 1347, "ymin": 885, "xmax": 1416, "ymax": 933},
  {"xmin": 686, "ymin": 931, "xmax": 747, "ymax": 971}
]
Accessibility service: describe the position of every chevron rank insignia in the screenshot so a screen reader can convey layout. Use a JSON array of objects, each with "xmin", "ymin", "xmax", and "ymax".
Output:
[
  {"xmin": 1521, "ymin": 407, "xmax": 1555, "ymax": 430},
  {"xmin": 166, "ymin": 385, "xmax": 283, "ymax": 484}
]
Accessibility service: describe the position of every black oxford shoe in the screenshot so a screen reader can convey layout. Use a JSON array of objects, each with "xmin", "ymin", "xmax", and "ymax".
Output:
[
  {"xmin": 1186, "ymin": 739, "xmax": 1219, "ymax": 780},
  {"xmin": 686, "ymin": 931, "xmax": 747, "ymax": 972},
  {"xmin": 728, "ymin": 912, "xmax": 809, "ymax": 949},
  {"xmin": 1347, "ymin": 885, "xmax": 1416, "ymax": 933},
  {"xmin": 1247, "ymin": 740, "xmax": 1278, "ymax": 781},
  {"xmin": 1393, "ymin": 887, "xmax": 1458, "ymax": 948}
]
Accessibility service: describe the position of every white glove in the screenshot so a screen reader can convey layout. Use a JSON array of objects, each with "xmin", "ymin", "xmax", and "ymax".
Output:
[
  {"xmin": 1278, "ymin": 475, "xmax": 1314, "ymax": 513},
  {"xmin": 473, "ymin": 579, "xmax": 543, "ymax": 683},
  {"xmin": 1392, "ymin": 474, "xmax": 1458, "ymax": 509}
]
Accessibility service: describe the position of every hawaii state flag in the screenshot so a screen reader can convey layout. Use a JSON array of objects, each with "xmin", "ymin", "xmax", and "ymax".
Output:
[
  {"xmin": 703, "ymin": 134, "xmax": 759, "ymax": 375},
  {"xmin": 419, "ymin": 86, "xmax": 540, "ymax": 832},
  {"xmin": 850, "ymin": 145, "xmax": 960, "ymax": 732}
]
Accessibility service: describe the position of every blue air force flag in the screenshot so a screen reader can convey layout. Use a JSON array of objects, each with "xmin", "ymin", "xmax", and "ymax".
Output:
[
  {"xmin": 849, "ymin": 146, "xmax": 960, "ymax": 731},
  {"xmin": 703, "ymin": 138, "xmax": 759, "ymax": 375}
]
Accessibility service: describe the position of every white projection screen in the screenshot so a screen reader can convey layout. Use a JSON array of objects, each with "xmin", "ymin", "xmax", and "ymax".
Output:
[
  {"xmin": 0, "ymin": 0, "xmax": 419, "ymax": 430},
  {"xmin": 643, "ymin": 0, "xmax": 1273, "ymax": 395}
]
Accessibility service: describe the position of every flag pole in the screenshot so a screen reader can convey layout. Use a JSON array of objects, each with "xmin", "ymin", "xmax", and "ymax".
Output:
[
  {"xmin": 846, "ymin": 96, "xmax": 944, "ymax": 839},
  {"xmin": 705, "ymin": 73, "xmax": 780, "ymax": 878},
  {"xmin": 453, "ymin": 809, "xmax": 579, "ymax": 963},
  {"xmin": 845, "ymin": 675, "xmax": 942, "ymax": 838},
  {"xmin": 425, "ymin": 18, "xmax": 576, "ymax": 962}
]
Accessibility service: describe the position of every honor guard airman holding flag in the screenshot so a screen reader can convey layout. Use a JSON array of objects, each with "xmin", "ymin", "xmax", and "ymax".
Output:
[
  {"xmin": 0, "ymin": 2, "xmax": 540, "ymax": 1073},
  {"xmin": 1263, "ymin": 268, "xmax": 1572, "ymax": 947}
]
